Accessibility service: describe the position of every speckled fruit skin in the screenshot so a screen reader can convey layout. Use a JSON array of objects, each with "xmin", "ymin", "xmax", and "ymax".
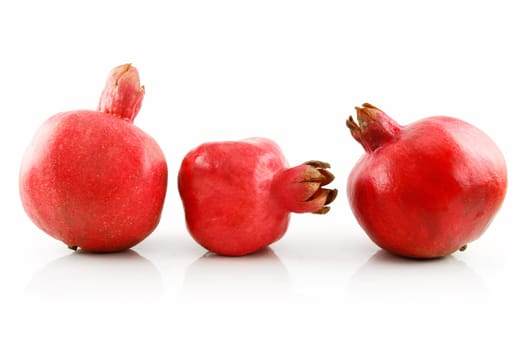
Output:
[
  {"xmin": 346, "ymin": 103, "xmax": 507, "ymax": 258},
  {"xmin": 178, "ymin": 137, "xmax": 337, "ymax": 256},
  {"xmin": 19, "ymin": 64, "xmax": 167, "ymax": 253}
]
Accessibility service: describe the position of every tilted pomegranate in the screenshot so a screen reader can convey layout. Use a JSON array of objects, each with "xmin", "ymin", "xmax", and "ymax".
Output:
[
  {"xmin": 346, "ymin": 103, "xmax": 507, "ymax": 258},
  {"xmin": 178, "ymin": 137, "xmax": 337, "ymax": 256}
]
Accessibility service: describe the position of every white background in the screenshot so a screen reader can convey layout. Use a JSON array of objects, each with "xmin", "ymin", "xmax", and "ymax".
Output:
[{"xmin": 1, "ymin": 1, "xmax": 523, "ymax": 349}]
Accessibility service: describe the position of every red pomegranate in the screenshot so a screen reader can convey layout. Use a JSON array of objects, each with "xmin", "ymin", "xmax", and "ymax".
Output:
[
  {"xmin": 19, "ymin": 64, "xmax": 168, "ymax": 252},
  {"xmin": 178, "ymin": 137, "xmax": 337, "ymax": 256},
  {"xmin": 346, "ymin": 103, "xmax": 507, "ymax": 258}
]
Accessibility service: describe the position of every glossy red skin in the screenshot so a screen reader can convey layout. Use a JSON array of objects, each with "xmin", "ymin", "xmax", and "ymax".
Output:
[
  {"xmin": 20, "ymin": 111, "xmax": 167, "ymax": 252},
  {"xmin": 178, "ymin": 138, "xmax": 336, "ymax": 256},
  {"xmin": 19, "ymin": 65, "xmax": 167, "ymax": 252},
  {"xmin": 178, "ymin": 138, "xmax": 289, "ymax": 256},
  {"xmin": 348, "ymin": 108, "xmax": 507, "ymax": 258}
]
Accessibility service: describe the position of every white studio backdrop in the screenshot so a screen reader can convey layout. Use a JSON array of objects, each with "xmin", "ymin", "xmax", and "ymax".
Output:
[{"xmin": 1, "ymin": 1, "xmax": 524, "ymax": 349}]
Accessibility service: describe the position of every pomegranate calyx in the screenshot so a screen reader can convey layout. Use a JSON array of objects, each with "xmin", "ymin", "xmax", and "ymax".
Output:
[
  {"xmin": 303, "ymin": 160, "xmax": 335, "ymax": 185},
  {"xmin": 346, "ymin": 116, "xmax": 365, "ymax": 148},
  {"xmin": 272, "ymin": 161, "xmax": 338, "ymax": 215},
  {"xmin": 97, "ymin": 63, "xmax": 145, "ymax": 122},
  {"xmin": 347, "ymin": 103, "xmax": 401, "ymax": 152},
  {"xmin": 311, "ymin": 188, "xmax": 338, "ymax": 214}
]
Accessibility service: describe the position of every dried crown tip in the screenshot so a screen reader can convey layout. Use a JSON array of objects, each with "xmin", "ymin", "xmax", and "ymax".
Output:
[
  {"xmin": 98, "ymin": 63, "xmax": 145, "ymax": 122},
  {"xmin": 304, "ymin": 160, "xmax": 331, "ymax": 169},
  {"xmin": 353, "ymin": 102, "xmax": 382, "ymax": 116},
  {"xmin": 111, "ymin": 63, "xmax": 133, "ymax": 78},
  {"xmin": 302, "ymin": 161, "xmax": 335, "ymax": 185},
  {"xmin": 315, "ymin": 206, "xmax": 331, "ymax": 215},
  {"xmin": 312, "ymin": 188, "xmax": 338, "ymax": 215},
  {"xmin": 110, "ymin": 63, "xmax": 142, "ymax": 88},
  {"xmin": 325, "ymin": 188, "xmax": 338, "ymax": 205},
  {"xmin": 347, "ymin": 102, "xmax": 401, "ymax": 152},
  {"xmin": 361, "ymin": 102, "xmax": 381, "ymax": 110},
  {"xmin": 355, "ymin": 104, "xmax": 379, "ymax": 124},
  {"xmin": 303, "ymin": 162, "xmax": 338, "ymax": 213},
  {"xmin": 346, "ymin": 115, "xmax": 360, "ymax": 130}
]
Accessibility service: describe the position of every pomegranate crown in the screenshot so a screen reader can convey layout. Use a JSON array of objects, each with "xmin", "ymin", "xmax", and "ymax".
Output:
[
  {"xmin": 346, "ymin": 103, "xmax": 401, "ymax": 152},
  {"xmin": 272, "ymin": 160, "xmax": 338, "ymax": 215},
  {"xmin": 97, "ymin": 63, "xmax": 145, "ymax": 122}
]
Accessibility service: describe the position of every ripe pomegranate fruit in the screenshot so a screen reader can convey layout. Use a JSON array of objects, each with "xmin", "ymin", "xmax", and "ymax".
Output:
[
  {"xmin": 19, "ymin": 64, "xmax": 168, "ymax": 253},
  {"xmin": 346, "ymin": 103, "xmax": 507, "ymax": 258},
  {"xmin": 178, "ymin": 137, "xmax": 338, "ymax": 256}
]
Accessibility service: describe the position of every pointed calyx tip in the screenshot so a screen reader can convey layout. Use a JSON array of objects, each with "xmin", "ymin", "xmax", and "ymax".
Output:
[
  {"xmin": 313, "ymin": 188, "xmax": 338, "ymax": 214},
  {"xmin": 97, "ymin": 63, "xmax": 145, "ymax": 122},
  {"xmin": 272, "ymin": 161, "xmax": 338, "ymax": 215},
  {"xmin": 303, "ymin": 160, "xmax": 335, "ymax": 186},
  {"xmin": 346, "ymin": 103, "xmax": 401, "ymax": 152},
  {"xmin": 298, "ymin": 161, "xmax": 338, "ymax": 214},
  {"xmin": 347, "ymin": 103, "xmax": 382, "ymax": 129}
]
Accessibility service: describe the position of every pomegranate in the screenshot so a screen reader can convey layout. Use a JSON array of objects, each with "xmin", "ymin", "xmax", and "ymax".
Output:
[
  {"xmin": 177, "ymin": 137, "xmax": 337, "ymax": 256},
  {"xmin": 346, "ymin": 103, "xmax": 507, "ymax": 258},
  {"xmin": 19, "ymin": 64, "xmax": 168, "ymax": 252}
]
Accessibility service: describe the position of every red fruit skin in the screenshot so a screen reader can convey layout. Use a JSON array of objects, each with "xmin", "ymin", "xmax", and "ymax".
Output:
[
  {"xmin": 19, "ymin": 64, "xmax": 167, "ymax": 253},
  {"xmin": 347, "ymin": 104, "xmax": 507, "ymax": 258},
  {"xmin": 178, "ymin": 138, "xmax": 337, "ymax": 256}
]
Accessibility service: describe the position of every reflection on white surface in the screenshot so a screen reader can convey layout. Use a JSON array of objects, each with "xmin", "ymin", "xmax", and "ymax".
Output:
[
  {"xmin": 26, "ymin": 249, "xmax": 163, "ymax": 301},
  {"xmin": 183, "ymin": 248, "xmax": 290, "ymax": 300},
  {"xmin": 348, "ymin": 250, "xmax": 487, "ymax": 303}
]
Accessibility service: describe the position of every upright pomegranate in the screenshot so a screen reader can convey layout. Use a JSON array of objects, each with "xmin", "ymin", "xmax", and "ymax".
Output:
[
  {"xmin": 178, "ymin": 137, "xmax": 337, "ymax": 256},
  {"xmin": 20, "ymin": 64, "xmax": 168, "ymax": 252},
  {"xmin": 346, "ymin": 103, "xmax": 507, "ymax": 258}
]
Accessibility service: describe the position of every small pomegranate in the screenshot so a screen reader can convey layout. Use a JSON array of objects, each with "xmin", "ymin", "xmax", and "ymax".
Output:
[
  {"xmin": 346, "ymin": 103, "xmax": 507, "ymax": 258},
  {"xmin": 178, "ymin": 137, "xmax": 337, "ymax": 256},
  {"xmin": 19, "ymin": 64, "xmax": 168, "ymax": 252}
]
